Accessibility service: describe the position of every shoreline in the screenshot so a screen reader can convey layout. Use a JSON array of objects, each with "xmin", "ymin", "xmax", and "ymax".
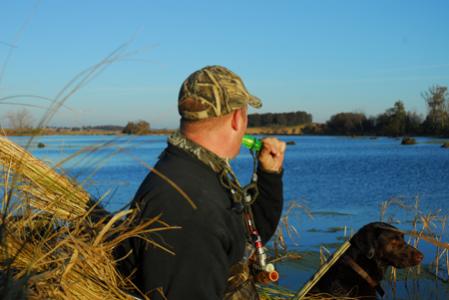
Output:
[
  {"xmin": 2, "ymin": 129, "xmax": 175, "ymax": 137},
  {"xmin": 3, "ymin": 126, "xmax": 449, "ymax": 139}
]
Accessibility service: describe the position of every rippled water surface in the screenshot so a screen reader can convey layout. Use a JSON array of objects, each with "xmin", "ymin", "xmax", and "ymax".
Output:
[{"xmin": 11, "ymin": 134, "xmax": 449, "ymax": 298}]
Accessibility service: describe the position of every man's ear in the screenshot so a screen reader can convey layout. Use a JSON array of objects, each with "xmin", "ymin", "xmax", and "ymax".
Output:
[{"xmin": 231, "ymin": 109, "xmax": 243, "ymax": 131}]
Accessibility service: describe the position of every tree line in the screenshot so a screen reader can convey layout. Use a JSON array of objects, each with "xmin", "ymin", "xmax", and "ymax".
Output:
[
  {"xmin": 248, "ymin": 111, "xmax": 312, "ymax": 127},
  {"xmin": 323, "ymin": 85, "xmax": 449, "ymax": 137},
  {"xmin": 4, "ymin": 85, "xmax": 447, "ymax": 137},
  {"xmin": 246, "ymin": 85, "xmax": 449, "ymax": 137}
]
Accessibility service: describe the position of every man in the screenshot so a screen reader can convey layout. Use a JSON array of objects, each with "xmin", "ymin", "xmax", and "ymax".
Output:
[{"xmin": 117, "ymin": 66, "xmax": 285, "ymax": 299}]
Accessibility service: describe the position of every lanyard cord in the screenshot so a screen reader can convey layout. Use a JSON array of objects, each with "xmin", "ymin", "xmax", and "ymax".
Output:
[
  {"xmin": 219, "ymin": 149, "xmax": 259, "ymax": 212},
  {"xmin": 219, "ymin": 150, "xmax": 279, "ymax": 282}
]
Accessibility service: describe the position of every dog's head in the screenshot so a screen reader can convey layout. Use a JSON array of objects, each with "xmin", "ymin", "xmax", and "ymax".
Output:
[{"xmin": 350, "ymin": 222, "xmax": 423, "ymax": 268}]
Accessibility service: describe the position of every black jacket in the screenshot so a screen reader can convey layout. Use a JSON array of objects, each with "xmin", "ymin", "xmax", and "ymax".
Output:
[{"xmin": 116, "ymin": 144, "xmax": 283, "ymax": 299}]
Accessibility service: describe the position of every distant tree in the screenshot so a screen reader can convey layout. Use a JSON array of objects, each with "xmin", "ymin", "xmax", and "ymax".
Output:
[
  {"xmin": 363, "ymin": 116, "xmax": 377, "ymax": 134},
  {"xmin": 405, "ymin": 111, "xmax": 423, "ymax": 135},
  {"xmin": 122, "ymin": 120, "xmax": 150, "ymax": 134},
  {"xmin": 326, "ymin": 112, "xmax": 367, "ymax": 135},
  {"xmin": 263, "ymin": 113, "xmax": 274, "ymax": 126},
  {"xmin": 249, "ymin": 114, "xmax": 262, "ymax": 127},
  {"xmin": 274, "ymin": 114, "xmax": 288, "ymax": 126},
  {"xmin": 92, "ymin": 125, "xmax": 124, "ymax": 131},
  {"xmin": 248, "ymin": 111, "xmax": 312, "ymax": 127},
  {"xmin": 375, "ymin": 101, "xmax": 407, "ymax": 136},
  {"xmin": 285, "ymin": 112, "xmax": 294, "ymax": 125},
  {"xmin": 422, "ymin": 85, "xmax": 449, "ymax": 135},
  {"xmin": 4, "ymin": 108, "xmax": 34, "ymax": 130},
  {"xmin": 302, "ymin": 123, "xmax": 326, "ymax": 135}
]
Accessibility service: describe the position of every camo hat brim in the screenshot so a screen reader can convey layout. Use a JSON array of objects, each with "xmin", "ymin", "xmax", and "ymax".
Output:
[{"xmin": 178, "ymin": 65, "xmax": 262, "ymax": 120}]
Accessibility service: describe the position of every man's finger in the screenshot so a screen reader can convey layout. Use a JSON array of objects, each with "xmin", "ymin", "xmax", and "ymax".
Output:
[{"xmin": 280, "ymin": 141, "xmax": 286, "ymax": 153}]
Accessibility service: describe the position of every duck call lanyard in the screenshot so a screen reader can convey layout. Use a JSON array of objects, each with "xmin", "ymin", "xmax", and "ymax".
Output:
[{"xmin": 219, "ymin": 150, "xmax": 275, "ymax": 277}]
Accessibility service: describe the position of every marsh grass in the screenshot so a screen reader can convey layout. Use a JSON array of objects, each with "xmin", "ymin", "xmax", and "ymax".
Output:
[
  {"xmin": 261, "ymin": 195, "xmax": 449, "ymax": 300},
  {"xmin": 0, "ymin": 135, "xmax": 90, "ymax": 219},
  {"xmin": 379, "ymin": 196, "xmax": 449, "ymax": 284},
  {"xmin": 0, "ymin": 43, "xmax": 188, "ymax": 299},
  {"xmin": 258, "ymin": 284, "xmax": 366, "ymax": 300},
  {"xmin": 307, "ymin": 227, "xmax": 346, "ymax": 234},
  {"xmin": 346, "ymin": 197, "xmax": 449, "ymax": 298},
  {"xmin": 273, "ymin": 201, "xmax": 312, "ymax": 260},
  {"xmin": 0, "ymin": 135, "xmax": 183, "ymax": 299},
  {"xmin": 1, "ymin": 42, "xmax": 447, "ymax": 299},
  {"xmin": 5, "ymin": 138, "xmax": 448, "ymax": 299}
]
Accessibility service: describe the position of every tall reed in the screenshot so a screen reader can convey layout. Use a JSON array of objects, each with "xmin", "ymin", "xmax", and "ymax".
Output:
[{"xmin": 0, "ymin": 131, "xmax": 180, "ymax": 299}]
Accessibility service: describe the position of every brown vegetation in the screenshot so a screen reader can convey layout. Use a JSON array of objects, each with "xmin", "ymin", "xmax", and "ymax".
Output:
[
  {"xmin": 4, "ymin": 127, "xmax": 175, "ymax": 137},
  {"xmin": 401, "ymin": 137, "xmax": 417, "ymax": 145},
  {"xmin": 122, "ymin": 120, "xmax": 151, "ymax": 135},
  {"xmin": 246, "ymin": 125, "xmax": 305, "ymax": 135},
  {"xmin": 4, "ymin": 108, "xmax": 34, "ymax": 131},
  {"xmin": 0, "ymin": 136, "xmax": 175, "ymax": 299}
]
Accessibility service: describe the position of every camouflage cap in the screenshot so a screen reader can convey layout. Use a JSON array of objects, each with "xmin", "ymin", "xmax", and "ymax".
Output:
[{"xmin": 178, "ymin": 65, "xmax": 262, "ymax": 120}]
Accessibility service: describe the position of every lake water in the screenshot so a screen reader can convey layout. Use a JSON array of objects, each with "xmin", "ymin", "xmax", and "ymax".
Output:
[{"xmin": 10, "ymin": 134, "xmax": 449, "ymax": 299}]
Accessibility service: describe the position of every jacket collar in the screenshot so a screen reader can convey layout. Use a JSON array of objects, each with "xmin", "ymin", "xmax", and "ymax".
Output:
[{"xmin": 168, "ymin": 130, "xmax": 230, "ymax": 173}]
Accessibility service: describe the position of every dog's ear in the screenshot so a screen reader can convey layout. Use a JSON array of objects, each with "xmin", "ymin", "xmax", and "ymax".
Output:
[{"xmin": 350, "ymin": 223, "xmax": 379, "ymax": 259}]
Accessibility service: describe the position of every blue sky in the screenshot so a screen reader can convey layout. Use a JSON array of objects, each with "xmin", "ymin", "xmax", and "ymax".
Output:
[{"xmin": 1, "ymin": 0, "xmax": 449, "ymax": 128}]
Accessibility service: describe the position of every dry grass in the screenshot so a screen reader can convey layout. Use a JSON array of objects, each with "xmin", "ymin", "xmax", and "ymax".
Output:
[
  {"xmin": 0, "ymin": 39, "xmax": 192, "ymax": 299},
  {"xmin": 7, "ymin": 134, "xmax": 445, "ymax": 299},
  {"xmin": 246, "ymin": 125, "xmax": 305, "ymax": 136},
  {"xmin": 0, "ymin": 136, "xmax": 178, "ymax": 299},
  {"xmin": 379, "ymin": 196, "xmax": 449, "ymax": 283},
  {"xmin": 273, "ymin": 201, "xmax": 312, "ymax": 259},
  {"xmin": 258, "ymin": 284, "xmax": 364, "ymax": 300},
  {"xmin": 0, "ymin": 135, "xmax": 90, "ymax": 219},
  {"xmin": 261, "ymin": 195, "xmax": 449, "ymax": 300}
]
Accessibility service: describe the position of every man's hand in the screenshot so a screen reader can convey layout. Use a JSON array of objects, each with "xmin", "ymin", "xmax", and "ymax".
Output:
[{"xmin": 258, "ymin": 137, "xmax": 286, "ymax": 173}]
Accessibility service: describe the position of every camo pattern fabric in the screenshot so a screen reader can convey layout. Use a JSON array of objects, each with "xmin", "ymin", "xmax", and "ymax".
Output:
[
  {"xmin": 178, "ymin": 65, "xmax": 262, "ymax": 120},
  {"xmin": 168, "ymin": 130, "xmax": 231, "ymax": 173},
  {"xmin": 223, "ymin": 261, "xmax": 259, "ymax": 300},
  {"xmin": 168, "ymin": 131, "xmax": 245, "ymax": 202}
]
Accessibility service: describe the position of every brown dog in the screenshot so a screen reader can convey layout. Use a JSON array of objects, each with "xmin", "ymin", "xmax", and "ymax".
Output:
[{"xmin": 309, "ymin": 222, "xmax": 423, "ymax": 299}]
